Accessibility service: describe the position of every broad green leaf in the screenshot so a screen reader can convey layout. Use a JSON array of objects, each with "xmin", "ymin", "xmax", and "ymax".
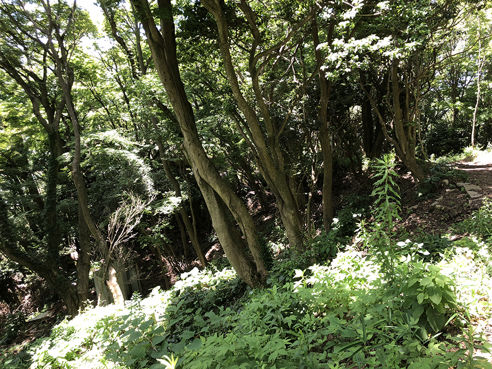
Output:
[{"xmin": 429, "ymin": 293, "xmax": 442, "ymax": 306}]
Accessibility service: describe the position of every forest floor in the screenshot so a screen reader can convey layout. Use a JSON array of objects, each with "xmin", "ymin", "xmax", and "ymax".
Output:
[
  {"xmin": 401, "ymin": 150, "xmax": 492, "ymax": 235},
  {"xmin": 400, "ymin": 150, "xmax": 492, "ymax": 362},
  {"xmin": 1, "ymin": 150, "xmax": 491, "ymax": 367}
]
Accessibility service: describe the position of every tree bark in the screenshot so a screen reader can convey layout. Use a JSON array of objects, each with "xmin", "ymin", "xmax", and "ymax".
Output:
[
  {"xmin": 471, "ymin": 27, "xmax": 483, "ymax": 148},
  {"xmin": 76, "ymin": 203, "xmax": 91, "ymax": 303},
  {"xmin": 202, "ymin": 0, "xmax": 304, "ymax": 248},
  {"xmin": 312, "ymin": 16, "xmax": 334, "ymax": 231},
  {"xmin": 131, "ymin": 0, "xmax": 266, "ymax": 286},
  {"xmin": 152, "ymin": 126, "xmax": 207, "ymax": 267},
  {"xmin": 45, "ymin": 4, "xmax": 127, "ymax": 304},
  {"xmin": 390, "ymin": 61, "xmax": 425, "ymax": 181}
]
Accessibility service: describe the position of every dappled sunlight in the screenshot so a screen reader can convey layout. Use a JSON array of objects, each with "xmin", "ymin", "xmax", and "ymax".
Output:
[{"xmin": 0, "ymin": 0, "xmax": 491, "ymax": 367}]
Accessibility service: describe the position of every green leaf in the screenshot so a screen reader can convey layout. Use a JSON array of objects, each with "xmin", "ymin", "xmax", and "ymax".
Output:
[
  {"xmin": 412, "ymin": 304, "xmax": 424, "ymax": 321},
  {"xmin": 429, "ymin": 293, "xmax": 442, "ymax": 306},
  {"xmin": 425, "ymin": 308, "xmax": 446, "ymax": 332},
  {"xmin": 420, "ymin": 277, "xmax": 433, "ymax": 287},
  {"xmin": 149, "ymin": 364, "xmax": 167, "ymax": 369},
  {"xmin": 181, "ymin": 330, "xmax": 195, "ymax": 341},
  {"xmin": 152, "ymin": 335, "xmax": 166, "ymax": 346},
  {"xmin": 187, "ymin": 338, "xmax": 202, "ymax": 351}
]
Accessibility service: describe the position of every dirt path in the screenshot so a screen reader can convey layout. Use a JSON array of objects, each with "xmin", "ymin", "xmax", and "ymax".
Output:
[
  {"xmin": 401, "ymin": 151, "xmax": 491, "ymax": 235},
  {"xmin": 455, "ymin": 150, "xmax": 492, "ymax": 200}
]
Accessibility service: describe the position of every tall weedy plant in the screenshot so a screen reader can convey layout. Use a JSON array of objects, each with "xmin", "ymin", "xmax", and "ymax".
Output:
[{"xmin": 363, "ymin": 153, "xmax": 401, "ymax": 274}]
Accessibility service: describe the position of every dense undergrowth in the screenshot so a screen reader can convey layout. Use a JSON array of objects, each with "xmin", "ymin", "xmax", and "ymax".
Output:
[
  {"xmin": 1, "ymin": 155, "xmax": 491, "ymax": 369},
  {"xmin": 1, "ymin": 206, "xmax": 491, "ymax": 368}
]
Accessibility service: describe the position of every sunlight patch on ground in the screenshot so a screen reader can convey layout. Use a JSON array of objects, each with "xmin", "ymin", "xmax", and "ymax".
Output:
[{"xmin": 471, "ymin": 150, "xmax": 492, "ymax": 166}]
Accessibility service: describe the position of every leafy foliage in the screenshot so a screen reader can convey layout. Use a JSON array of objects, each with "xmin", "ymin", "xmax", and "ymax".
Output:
[
  {"xmin": 453, "ymin": 199, "xmax": 492, "ymax": 240},
  {"xmin": 0, "ymin": 1, "xmax": 491, "ymax": 368},
  {"xmin": 3, "ymin": 233, "xmax": 491, "ymax": 368},
  {"xmin": 360, "ymin": 153, "xmax": 401, "ymax": 273}
]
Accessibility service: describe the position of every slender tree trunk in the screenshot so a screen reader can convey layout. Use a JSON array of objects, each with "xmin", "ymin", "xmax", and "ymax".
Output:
[
  {"xmin": 391, "ymin": 61, "xmax": 425, "ymax": 181},
  {"xmin": 175, "ymin": 214, "xmax": 189, "ymax": 258},
  {"xmin": 363, "ymin": 62, "xmax": 426, "ymax": 181},
  {"xmin": 472, "ymin": 29, "xmax": 483, "ymax": 148},
  {"xmin": 153, "ymin": 128, "xmax": 207, "ymax": 266},
  {"xmin": 312, "ymin": 17, "xmax": 334, "ymax": 231},
  {"xmin": 50, "ymin": 38, "xmax": 126, "ymax": 304},
  {"xmin": 203, "ymin": 0, "xmax": 305, "ymax": 249},
  {"xmin": 76, "ymin": 204, "xmax": 91, "ymax": 303},
  {"xmin": 360, "ymin": 74, "xmax": 384, "ymax": 158},
  {"xmin": 45, "ymin": 131, "xmax": 62, "ymax": 266}
]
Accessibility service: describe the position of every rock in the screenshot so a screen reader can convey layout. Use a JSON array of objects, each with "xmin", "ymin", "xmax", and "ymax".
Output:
[
  {"xmin": 431, "ymin": 196, "xmax": 443, "ymax": 208},
  {"xmin": 27, "ymin": 311, "xmax": 51, "ymax": 322},
  {"xmin": 431, "ymin": 203, "xmax": 446, "ymax": 212},
  {"xmin": 467, "ymin": 190, "xmax": 482, "ymax": 199},
  {"xmin": 464, "ymin": 184, "xmax": 482, "ymax": 192},
  {"xmin": 469, "ymin": 199, "xmax": 483, "ymax": 210},
  {"xmin": 456, "ymin": 182, "xmax": 482, "ymax": 198}
]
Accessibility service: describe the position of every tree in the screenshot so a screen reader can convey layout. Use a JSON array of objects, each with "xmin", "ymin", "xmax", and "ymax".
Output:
[
  {"xmin": 201, "ymin": 0, "xmax": 311, "ymax": 247},
  {"xmin": 131, "ymin": 0, "xmax": 267, "ymax": 287},
  {"xmin": 0, "ymin": 0, "xmax": 94, "ymax": 314},
  {"xmin": 95, "ymin": 1, "xmax": 208, "ymax": 266}
]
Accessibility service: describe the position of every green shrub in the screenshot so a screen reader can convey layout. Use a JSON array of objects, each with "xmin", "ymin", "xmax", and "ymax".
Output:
[
  {"xmin": 0, "ymin": 311, "xmax": 26, "ymax": 346},
  {"xmin": 453, "ymin": 199, "xmax": 492, "ymax": 240},
  {"xmin": 3, "ymin": 242, "xmax": 490, "ymax": 369},
  {"xmin": 410, "ymin": 233, "xmax": 452, "ymax": 261},
  {"xmin": 394, "ymin": 262, "xmax": 458, "ymax": 333},
  {"xmin": 417, "ymin": 162, "xmax": 468, "ymax": 197}
]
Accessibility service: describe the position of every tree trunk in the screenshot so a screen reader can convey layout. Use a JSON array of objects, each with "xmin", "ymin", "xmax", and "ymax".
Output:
[
  {"xmin": 51, "ymin": 37, "xmax": 127, "ymax": 305},
  {"xmin": 76, "ymin": 203, "xmax": 91, "ymax": 303},
  {"xmin": 94, "ymin": 269, "xmax": 113, "ymax": 306},
  {"xmin": 203, "ymin": 0, "xmax": 305, "ymax": 249},
  {"xmin": 131, "ymin": 0, "xmax": 266, "ymax": 285},
  {"xmin": 153, "ymin": 129, "xmax": 207, "ymax": 266},
  {"xmin": 45, "ymin": 131, "xmax": 62, "ymax": 267},
  {"xmin": 312, "ymin": 17, "xmax": 334, "ymax": 231},
  {"xmin": 471, "ymin": 28, "xmax": 483, "ymax": 148},
  {"xmin": 363, "ymin": 61, "xmax": 426, "ymax": 182},
  {"xmin": 391, "ymin": 61, "xmax": 426, "ymax": 181},
  {"xmin": 196, "ymin": 175, "xmax": 261, "ymax": 287},
  {"xmin": 361, "ymin": 85, "xmax": 384, "ymax": 158}
]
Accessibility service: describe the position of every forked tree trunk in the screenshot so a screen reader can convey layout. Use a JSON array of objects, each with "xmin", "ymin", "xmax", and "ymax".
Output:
[
  {"xmin": 131, "ymin": 0, "xmax": 266, "ymax": 286},
  {"xmin": 390, "ymin": 61, "xmax": 425, "ymax": 181},
  {"xmin": 47, "ymin": 16, "xmax": 128, "ymax": 304},
  {"xmin": 362, "ymin": 61, "xmax": 426, "ymax": 182},
  {"xmin": 202, "ymin": 0, "xmax": 305, "ymax": 249}
]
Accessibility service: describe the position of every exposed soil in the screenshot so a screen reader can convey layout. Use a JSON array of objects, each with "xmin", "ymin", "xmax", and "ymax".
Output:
[{"xmin": 400, "ymin": 151, "xmax": 492, "ymax": 236}]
